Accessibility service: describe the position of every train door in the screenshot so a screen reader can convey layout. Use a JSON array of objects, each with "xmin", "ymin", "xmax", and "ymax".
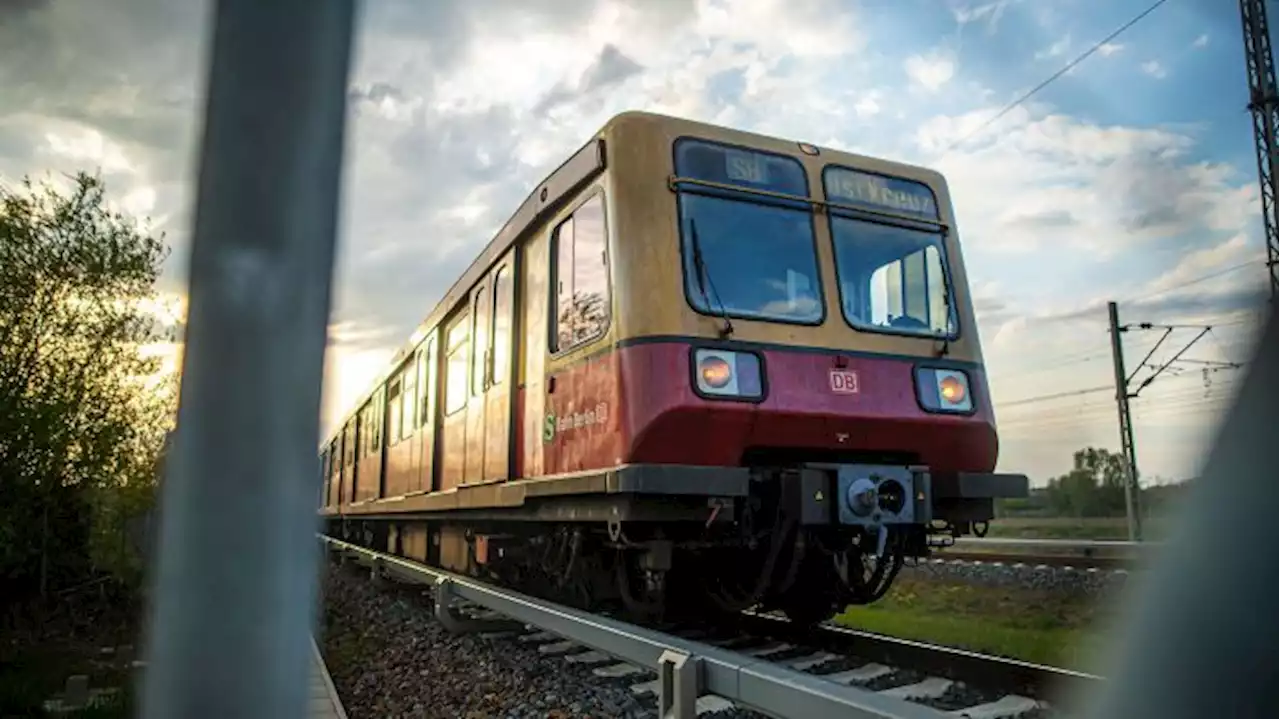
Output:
[
  {"xmin": 415, "ymin": 335, "xmax": 439, "ymax": 493},
  {"xmin": 439, "ymin": 309, "xmax": 470, "ymax": 491},
  {"xmin": 483, "ymin": 259, "xmax": 516, "ymax": 481},
  {"xmin": 342, "ymin": 419, "xmax": 355, "ymax": 503},
  {"xmin": 326, "ymin": 437, "xmax": 340, "ymax": 507},
  {"xmin": 464, "ymin": 281, "xmax": 491, "ymax": 484}
]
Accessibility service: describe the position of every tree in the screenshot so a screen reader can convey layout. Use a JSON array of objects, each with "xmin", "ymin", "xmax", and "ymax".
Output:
[
  {"xmin": 1043, "ymin": 446, "xmax": 1131, "ymax": 518},
  {"xmin": 0, "ymin": 171, "xmax": 174, "ymax": 610}
]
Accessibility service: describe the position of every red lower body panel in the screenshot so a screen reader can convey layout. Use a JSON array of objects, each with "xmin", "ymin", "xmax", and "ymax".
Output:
[{"xmin": 522, "ymin": 340, "xmax": 999, "ymax": 479}]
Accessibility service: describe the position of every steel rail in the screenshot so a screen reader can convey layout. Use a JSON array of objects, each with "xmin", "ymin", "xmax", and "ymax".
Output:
[
  {"xmin": 321, "ymin": 535, "xmax": 951, "ymax": 719},
  {"xmin": 737, "ymin": 610, "xmax": 1100, "ymax": 700},
  {"xmin": 932, "ymin": 537, "xmax": 1158, "ymax": 569}
]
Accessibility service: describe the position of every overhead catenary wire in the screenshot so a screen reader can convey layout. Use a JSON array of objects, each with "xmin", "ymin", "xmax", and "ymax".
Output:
[
  {"xmin": 1000, "ymin": 388, "xmax": 1237, "ymax": 423},
  {"xmin": 999, "ymin": 394, "xmax": 1236, "ymax": 434},
  {"xmin": 938, "ymin": 0, "xmax": 1173, "ymax": 159},
  {"xmin": 1000, "ymin": 380, "xmax": 1240, "ymax": 415},
  {"xmin": 990, "ymin": 309, "xmax": 1254, "ymax": 411},
  {"xmin": 997, "ymin": 385, "xmax": 1113, "ymax": 408},
  {"xmin": 998, "ymin": 386, "xmax": 1237, "ymax": 427},
  {"xmin": 1120, "ymin": 260, "xmax": 1259, "ymax": 306}
]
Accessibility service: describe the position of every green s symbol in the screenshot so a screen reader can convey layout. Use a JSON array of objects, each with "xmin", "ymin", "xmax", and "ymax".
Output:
[{"xmin": 542, "ymin": 414, "xmax": 556, "ymax": 442}]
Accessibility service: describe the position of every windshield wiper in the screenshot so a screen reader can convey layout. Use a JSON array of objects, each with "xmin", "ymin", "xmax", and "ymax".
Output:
[{"xmin": 689, "ymin": 219, "xmax": 734, "ymax": 338}]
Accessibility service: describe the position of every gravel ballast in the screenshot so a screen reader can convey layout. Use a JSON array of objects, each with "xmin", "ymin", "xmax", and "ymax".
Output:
[
  {"xmin": 897, "ymin": 558, "xmax": 1132, "ymax": 597},
  {"xmin": 318, "ymin": 563, "xmax": 772, "ymax": 719},
  {"xmin": 316, "ymin": 556, "xmax": 1101, "ymax": 717}
]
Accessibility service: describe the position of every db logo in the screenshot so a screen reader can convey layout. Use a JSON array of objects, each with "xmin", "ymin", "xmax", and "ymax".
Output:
[{"xmin": 829, "ymin": 369, "xmax": 859, "ymax": 394}]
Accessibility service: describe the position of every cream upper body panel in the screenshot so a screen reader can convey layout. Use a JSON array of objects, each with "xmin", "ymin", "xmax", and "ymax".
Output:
[{"xmin": 599, "ymin": 111, "xmax": 984, "ymax": 366}]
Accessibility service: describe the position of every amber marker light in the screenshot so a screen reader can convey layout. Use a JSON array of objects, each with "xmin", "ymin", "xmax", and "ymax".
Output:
[
  {"xmin": 939, "ymin": 374, "xmax": 967, "ymax": 404},
  {"xmin": 700, "ymin": 356, "xmax": 733, "ymax": 388}
]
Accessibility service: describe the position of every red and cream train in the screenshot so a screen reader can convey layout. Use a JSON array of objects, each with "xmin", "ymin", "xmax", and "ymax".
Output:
[{"xmin": 319, "ymin": 111, "xmax": 1027, "ymax": 623}]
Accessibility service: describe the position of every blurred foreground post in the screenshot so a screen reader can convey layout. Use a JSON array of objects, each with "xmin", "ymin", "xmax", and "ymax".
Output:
[
  {"xmin": 140, "ymin": 2, "xmax": 356, "ymax": 718},
  {"xmin": 1073, "ymin": 308, "xmax": 1277, "ymax": 718}
]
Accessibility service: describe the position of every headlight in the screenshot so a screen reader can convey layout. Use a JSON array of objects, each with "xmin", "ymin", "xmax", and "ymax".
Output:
[
  {"xmin": 693, "ymin": 349, "xmax": 764, "ymax": 399},
  {"xmin": 915, "ymin": 367, "xmax": 973, "ymax": 413}
]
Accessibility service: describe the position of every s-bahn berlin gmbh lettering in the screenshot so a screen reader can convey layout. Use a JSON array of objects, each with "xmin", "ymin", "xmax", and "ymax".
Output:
[{"xmin": 543, "ymin": 402, "xmax": 609, "ymax": 442}]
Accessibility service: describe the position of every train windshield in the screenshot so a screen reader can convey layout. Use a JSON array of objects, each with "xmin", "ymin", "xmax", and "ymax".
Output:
[
  {"xmin": 673, "ymin": 140, "xmax": 824, "ymax": 325},
  {"xmin": 823, "ymin": 167, "xmax": 957, "ymax": 338}
]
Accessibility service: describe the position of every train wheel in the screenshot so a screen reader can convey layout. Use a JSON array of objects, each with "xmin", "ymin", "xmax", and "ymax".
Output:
[
  {"xmin": 781, "ymin": 594, "xmax": 836, "ymax": 628},
  {"xmin": 614, "ymin": 550, "xmax": 666, "ymax": 621},
  {"xmin": 776, "ymin": 549, "xmax": 839, "ymax": 628}
]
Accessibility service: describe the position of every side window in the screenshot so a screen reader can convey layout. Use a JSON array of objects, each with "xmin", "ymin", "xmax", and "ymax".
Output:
[
  {"xmin": 401, "ymin": 356, "xmax": 417, "ymax": 436},
  {"xmin": 358, "ymin": 405, "xmax": 370, "ymax": 456},
  {"xmin": 362, "ymin": 405, "xmax": 371, "ymax": 456},
  {"xmin": 472, "ymin": 286, "xmax": 490, "ymax": 396},
  {"xmin": 419, "ymin": 336, "xmax": 437, "ymax": 424},
  {"xmin": 491, "ymin": 265, "xmax": 513, "ymax": 386},
  {"xmin": 572, "ymin": 196, "xmax": 609, "ymax": 343},
  {"xmin": 553, "ymin": 216, "xmax": 575, "ymax": 352},
  {"xmin": 359, "ymin": 397, "xmax": 381, "ymax": 456},
  {"xmin": 342, "ymin": 423, "xmax": 353, "ymax": 465},
  {"xmin": 386, "ymin": 379, "xmax": 402, "ymax": 445},
  {"xmin": 444, "ymin": 313, "xmax": 470, "ymax": 415},
  {"xmin": 551, "ymin": 194, "xmax": 609, "ymax": 352}
]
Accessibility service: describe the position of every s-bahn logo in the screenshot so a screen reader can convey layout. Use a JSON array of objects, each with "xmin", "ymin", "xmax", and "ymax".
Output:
[
  {"xmin": 543, "ymin": 402, "xmax": 609, "ymax": 442},
  {"xmin": 829, "ymin": 369, "xmax": 859, "ymax": 395}
]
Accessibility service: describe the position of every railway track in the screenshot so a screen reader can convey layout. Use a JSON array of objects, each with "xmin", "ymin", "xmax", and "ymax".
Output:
[
  {"xmin": 929, "ymin": 537, "xmax": 1154, "ymax": 571},
  {"xmin": 322, "ymin": 536, "xmax": 1101, "ymax": 719}
]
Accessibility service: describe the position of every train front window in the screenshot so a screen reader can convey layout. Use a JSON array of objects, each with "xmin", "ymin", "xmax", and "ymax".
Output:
[
  {"xmin": 823, "ymin": 167, "xmax": 957, "ymax": 338},
  {"xmin": 673, "ymin": 139, "xmax": 823, "ymax": 325}
]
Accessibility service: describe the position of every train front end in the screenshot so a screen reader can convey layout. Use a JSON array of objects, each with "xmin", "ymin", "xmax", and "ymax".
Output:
[{"xmin": 605, "ymin": 113, "xmax": 1029, "ymax": 623}]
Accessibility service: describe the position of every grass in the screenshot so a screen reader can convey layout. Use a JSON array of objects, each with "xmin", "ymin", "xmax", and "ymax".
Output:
[
  {"xmin": 834, "ymin": 575, "xmax": 1121, "ymax": 671},
  {"xmin": 0, "ymin": 591, "xmax": 141, "ymax": 718},
  {"xmin": 986, "ymin": 516, "xmax": 1170, "ymax": 541},
  {"xmin": 0, "ymin": 645, "xmax": 135, "ymax": 718}
]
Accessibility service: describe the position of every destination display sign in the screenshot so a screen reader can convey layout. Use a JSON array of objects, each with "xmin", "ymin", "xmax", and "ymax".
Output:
[
  {"xmin": 823, "ymin": 167, "xmax": 939, "ymax": 219},
  {"xmin": 675, "ymin": 139, "xmax": 808, "ymax": 197}
]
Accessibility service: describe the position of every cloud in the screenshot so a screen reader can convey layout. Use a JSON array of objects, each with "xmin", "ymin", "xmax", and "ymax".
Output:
[
  {"xmin": 0, "ymin": 0, "xmax": 208, "ymax": 291},
  {"xmin": 913, "ymin": 107, "xmax": 1253, "ymax": 263},
  {"xmin": 949, "ymin": 0, "xmax": 1018, "ymax": 32},
  {"xmin": 1035, "ymin": 35, "xmax": 1071, "ymax": 61},
  {"xmin": 532, "ymin": 44, "xmax": 645, "ymax": 116},
  {"xmin": 1, "ymin": 0, "xmax": 1262, "ymax": 480},
  {"xmin": 1191, "ymin": 33, "xmax": 1209, "ymax": 49},
  {"xmin": 854, "ymin": 92, "xmax": 882, "ymax": 118},
  {"xmin": 905, "ymin": 53, "xmax": 957, "ymax": 92},
  {"xmin": 1097, "ymin": 42, "xmax": 1124, "ymax": 57},
  {"xmin": 1141, "ymin": 60, "xmax": 1167, "ymax": 79}
]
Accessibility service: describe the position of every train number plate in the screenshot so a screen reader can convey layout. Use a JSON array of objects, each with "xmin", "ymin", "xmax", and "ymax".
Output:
[{"xmin": 829, "ymin": 369, "xmax": 859, "ymax": 394}]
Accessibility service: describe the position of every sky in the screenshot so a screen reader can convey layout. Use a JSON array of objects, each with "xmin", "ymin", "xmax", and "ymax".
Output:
[{"xmin": 0, "ymin": 0, "xmax": 1272, "ymax": 485}]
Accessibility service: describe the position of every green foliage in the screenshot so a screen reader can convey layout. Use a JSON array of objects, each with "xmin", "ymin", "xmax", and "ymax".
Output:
[
  {"xmin": 996, "ymin": 446, "xmax": 1192, "ymax": 521},
  {"xmin": 1043, "ymin": 446, "xmax": 1129, "ymax": 518},
  {"xmin": 836, "ymin": 575, "xmax": 1111, "ymax": 671},
  {"xmin": 0, "ymin": 171, "xmax": 174, "ymax": 611}
]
